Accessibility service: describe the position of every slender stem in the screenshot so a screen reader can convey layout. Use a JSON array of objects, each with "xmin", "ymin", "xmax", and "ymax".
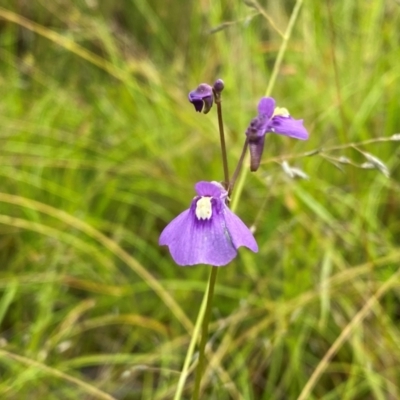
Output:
[
  {"xmin": 192, "ymin": 267, "xmax": 219, "ymax": 400},
  {"xmin": 192, "ymin": 91, "xmax": 228, "ymax": 400},
  {"xmin": 215, "ymin": 95, "xmax": 230, "ymax": 188},
  {"xmin": 265, "ymin": 0, "xmax": 304, "ymax": 97},
  {"xmin": 174, "ymin": 87, "xmax": 231, "ymax": 400},
  {"xmin": 248, "ymin": 0, "xmax": 285, "ymax": 38},
  {"xmin": 230, "ymin": 153, "xmax": 249, "ymax": 213},
  {"xmin": 173, "ymin": 287, "xmax": 209, "ymax": 400},
  {"xmin": 229, "ymin": 138, "xmax": 249, "ymax": 197},
  {"xmin": 326, "ymin": 0, "xmax": 348, "ymax": 144}
]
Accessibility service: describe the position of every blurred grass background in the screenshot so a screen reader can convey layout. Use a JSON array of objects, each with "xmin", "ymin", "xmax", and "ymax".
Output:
[{"xmin": 0, "ymin": 0, "xmax": 400, "ymax": 399}]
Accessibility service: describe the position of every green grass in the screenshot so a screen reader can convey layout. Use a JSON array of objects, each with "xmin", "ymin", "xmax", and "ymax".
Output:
[{"xmin": 0, "ymin": 0, "xmax": 400, "ymax": 399}]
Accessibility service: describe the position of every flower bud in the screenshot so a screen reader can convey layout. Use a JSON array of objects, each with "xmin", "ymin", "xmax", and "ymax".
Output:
[
  {"xmin": 213, "ymin": 79, "xmax": 224, "ymax": 94},
  {"xmin": 188, "ymin": 84, "xmax": 213, "ymax": 114}
]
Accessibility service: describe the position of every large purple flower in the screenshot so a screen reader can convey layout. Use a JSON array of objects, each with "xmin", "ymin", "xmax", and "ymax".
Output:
[
  {"xmin": 246, "ymin": 97, "xmax": 309, "ymax": 171},
  {"xmin": 159, "ymin": 181, "xmax": 258, "ymax": 266}
]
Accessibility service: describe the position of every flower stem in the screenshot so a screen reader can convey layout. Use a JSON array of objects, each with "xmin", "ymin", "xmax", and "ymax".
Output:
[
  {"xmin": 229, "ymin": 138, "xmax": 249, "ymax": 197},
  {"xmin": 265, "ymin": 0, "xmax": 304, "ymax": 97},
  {"xmin": 174, "ymin": 86, "xmax": 230, "ymax": 400},
  {"xmin": 192, "ymin": 90, "xmax": 228, "ymax": 400},
  {"xmin": 173, "ymin": 288, "xmax": 208, "ymax": 400},
  {"xmin": 192, "ymin": 266, "xmax": 218, "ymax": 400},
  {"xmin": 214, "ymin": 94, "xmax": 230, "ymax": 188}
]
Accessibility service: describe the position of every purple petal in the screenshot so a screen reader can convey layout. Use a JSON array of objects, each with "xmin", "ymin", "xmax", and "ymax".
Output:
[
  {"xmin": 159, "ymin": 209, "xmax": 198, "ymax": 266},
  {"xmin": 248, "ymin": 136, "xmax": 266, "ymax": 172},
  {"xmin": 269, "ymin": 116, "xmax": 309, "ymax": 140},
  {"xmin": 201, "ymin": 96, "xmax": 213, "ymax": 114},
  {"xmin": 188, "ymin": 84, "xmax": 213, "ymax": 101},
  {"xmin": 258, "ymin": 97, "xmax": 275, "ymax": 118},
  {"xmin": 224, "ymin": 208, "xmax": 258, "ymax": 253},
  {"xmin": 159, "ymin": 207, "xmax": 238, "ymax": 266},
  {"xmin": 191, "ymin": 99, "xmax": 204, "ymax": 112},
  {"xmin": 195, "ymin": 181, "xmax": 225, "ymax": 198},
  {"xmin": 245, "ymin": 114, "xmax": 269, "ymax": 139}
]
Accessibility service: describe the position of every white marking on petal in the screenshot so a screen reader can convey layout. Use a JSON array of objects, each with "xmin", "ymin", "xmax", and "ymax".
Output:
[
  {"xmin": 272, "ymin": 106, "xmax": 290, "ymax": 117},
  {"xmin": 195, "ymin": 197, "xmax": 212, "ymax": 220}
]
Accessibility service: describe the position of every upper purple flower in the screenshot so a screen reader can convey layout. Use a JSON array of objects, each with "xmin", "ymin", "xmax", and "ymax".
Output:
[
  {"xmin": 246, "ymin": 97, "xmax": 309, "ymax": 171},
  {"xmin": 188, "ymin": 83, "xmax": 214, "ymax": 114},
  {"xmin": 159, "ymin": 181, "xmax": 258, "ymax": 266}
]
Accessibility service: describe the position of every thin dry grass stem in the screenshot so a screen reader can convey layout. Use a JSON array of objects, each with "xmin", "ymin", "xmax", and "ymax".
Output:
[
  {"xmin": 326, "ymin": 0, "xmax": 348, "ymax": 143},
  {"xmin": 0, "ymin": 349, "xmax": 116, "ymax": 400},
  {"xmin": 189, "ymin": 236, "xmax": 400, "ymax": 396},
  {"xmin": 0, "ymin": 193, "xmax": 193, "ymax": 333},
  {"xmin": 203, "ymin": 324, "xmax": 245, "ymax": 400},
  {"xmin": 244, "ymin": 0, "xmax": 285, "ymax": 38},
  {"xmin": 297, "ymin": 269, "xmax": 400, "ymax": 400},
  {"xmin": 44, "ymin": 299, "xmax": 97, "ymax": 352},
  {"xmin": 209, "ymin": 12, "xmax": 259, "ymax": 34},
  {"xmin": 0, "ymin": 7, "xmax": 157, "ymax": 85},
  {"xmin": 0, "ymin": 7, "xmax": 126, "ymax": 81},
  {"xmin": 264, "ymin": 0, "xmax": 304, "ymax": 97},
  {"xmin": 0, "ymin": 215, "xmax": 113, "ymax": 271},
  {"xmin": 260, "ymin": 134, "xmax": 400, "ymax": 165},
  {"xmin": 231, "ymin": 250, "xmax": 400, "ymax": 348},
  {"xmin": 70, "ymin": 314, "xmax": 168, "ymax": 336}
]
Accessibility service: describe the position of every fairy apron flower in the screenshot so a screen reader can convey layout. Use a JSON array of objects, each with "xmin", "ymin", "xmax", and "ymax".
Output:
[
  {"xmin": 246, "ymin": 97, "xmax": 309, "ymax": 171},
  {"xmin": 159, "ymin": 181, "xmax": 258, "ymax": 266}
]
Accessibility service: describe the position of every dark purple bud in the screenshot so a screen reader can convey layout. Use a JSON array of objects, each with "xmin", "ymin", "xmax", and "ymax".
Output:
[
  {"xmin": 188, "ymin": 83, "xmax": 214, "ymax": 114},
  {"xmin": 213, "ymin": 79, "xmax": 224, "ymax": 94},
  {"xmin": 248, "ymin": 136, "xmax": 265, "ymax": 172},
  {"xmin": 246, "ymin": 114, "xmax": 268, "ymax": 171}
]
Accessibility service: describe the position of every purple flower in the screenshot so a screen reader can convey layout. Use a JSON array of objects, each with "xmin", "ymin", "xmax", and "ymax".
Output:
[
  {"xmin": 188, "ymin": 84, "xmax": 213, "ymax": 114},
  {"xmin": 159, "ymin": 181, "xmax": 258, "ymax": 266},
  {"xmin": 246, "ymin": 97, "xmax": 309, "ymax": 171}
]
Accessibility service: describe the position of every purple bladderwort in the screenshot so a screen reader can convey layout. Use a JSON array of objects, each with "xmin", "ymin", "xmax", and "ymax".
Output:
[
  {"xmin": 246, "ymin": 97, "xmax": 309, "ymax": 171},
  {"xmin": 159, "ymin": 181, "xmax": 258, "ymax": 266},
  {"xmin": 188, "ymin": 84, "xmax": 214, "ymax": 114},
  {"xmin": 188, "ymin": 80, "xmax": 225, "ymax": 114}
]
